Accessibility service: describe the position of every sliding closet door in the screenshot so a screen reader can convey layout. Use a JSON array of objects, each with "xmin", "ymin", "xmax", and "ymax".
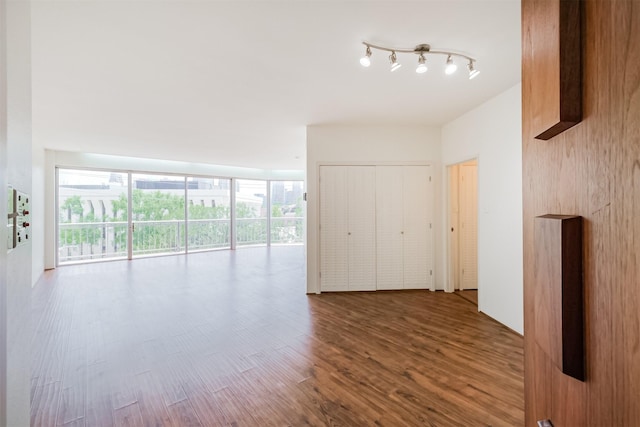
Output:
[
  {"xmin": 403, "ymin": 166, "xmax": 433, "ymax": 289},
  {"xmin": 319, "ymin": 166, "xmax": 349, "ymax": 291},
  {"xmin": 347, "ymin": 166, "xmax": 376, "ymax": 291},
  {"xmin": 376, "ymin": 166, "xmax": 404, "ymax": 290}
]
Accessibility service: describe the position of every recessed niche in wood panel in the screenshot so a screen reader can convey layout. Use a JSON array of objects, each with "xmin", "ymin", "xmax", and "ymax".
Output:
[
  {"xmin": 531, "ymin": 0, "xmax": 582, "ymax": 140},
  {"xmin": 534, "ymin": 215, "xmax": 584, "ymax": 381}
]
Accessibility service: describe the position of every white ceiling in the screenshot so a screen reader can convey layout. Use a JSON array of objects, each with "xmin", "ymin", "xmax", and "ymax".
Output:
[{"xmin": 31, "ymin": 0, "xmax": 521, "ymax": 170}]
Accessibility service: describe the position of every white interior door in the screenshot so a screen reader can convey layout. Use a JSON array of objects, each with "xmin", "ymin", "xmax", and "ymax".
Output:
[
  {"xmin": 347, "ymin": 166, "xmax": 377, "ymax": 291},
  {"xmin": 319, "ymin": 166, "xmax": 349, "ymax": 291},
  {"xmin": 376, "ymin": 166, "xmax": 404, "ymax": 290},
  {"xmin": 460, "ymin": 163, "xmax": 478, "ymax": 290},
  {"xmin": 403, "ymin": 166, "xmax": 432, "ymax": 289}
]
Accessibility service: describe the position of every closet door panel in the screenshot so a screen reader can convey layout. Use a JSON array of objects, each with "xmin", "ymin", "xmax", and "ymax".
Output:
[
  {"xmin": 347, "ymin": 166, "xmax": 377, "ymax": 291},
  {"xmin": 402, "ymin": 166, "xmax": 432, "ymax": 289},
  {"xmin": 319, "ymin": 166, "xmax": 349, "ymax": 291},
  {"xmin": 422, "ymin": 166, "xmax": 434, "ymax": 290},
  {"xmin": 376, "ymin": 166, "xmax": 404, "ymax": 290}
]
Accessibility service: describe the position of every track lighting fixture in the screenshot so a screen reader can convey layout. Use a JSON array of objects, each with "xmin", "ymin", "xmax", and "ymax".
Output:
[
  {"xmin": 389, "ymin": 51, "xmax": 401, "ymax": 72},
  {"xmin": 360, "ymin": 41, "xmax": 478, "ymax": 79},
  {"xmin": 467, "ymin": 60, "xmax": 480, "ymax": 79},
  {"xmin": 445, "ymin": 55, "xmax": 457, "ymax": 75},
  {"xmin": 416, "ymin": 54, "xmax": 428, "ymax": 74}
]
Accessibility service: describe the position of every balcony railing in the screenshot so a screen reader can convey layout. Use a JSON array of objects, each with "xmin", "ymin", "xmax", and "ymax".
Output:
[
  {"xmin": 235, "ymin": 216, "xmax": 304, "ymax": 246},
  {"xmin": 235, "ymin": 217, "xmax": 268, "ymax": 246},
  {"xmin": 188, "ymin": 218, "xmax": 231, "ymax": 252},
  {"xmin": 271, "ymin": 216, "xmax": 304, "ymax": 244},
  {"xmin": 58, "ymin": 220, "xmax": 128, "ymax": 263},
  {"xmin": 132, "ymin": 220, "xmax": 187, "ymax": 256},
  {"xmin": 58, "ymin": 216, "xmax": 303, "ymax": 264}
]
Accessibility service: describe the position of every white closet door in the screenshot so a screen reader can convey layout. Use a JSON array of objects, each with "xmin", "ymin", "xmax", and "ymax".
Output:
[
  {"xmin": 319, "ymin": 166, "xmax": 349, "ymax": 291},
  {"xmin": 347, "ymin": 166, "xmax": 377, "ymax": 291},
  {"xmin": 402, "ymin": 166, "xmax": 432, "ymax": 289},
  {"xmin": 422, "ymin": 166, "xmax": 434, "ymax": 290},
  {"xmin": 376, "ymin": 166, "xmax": 404, "ymax": 290},
  {"xmin": 460, "ymin": 163, "xmax": 478, "ymax": 290}
]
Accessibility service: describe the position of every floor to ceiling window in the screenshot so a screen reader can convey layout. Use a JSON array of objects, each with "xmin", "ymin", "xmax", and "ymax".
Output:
[
  {"xmin": 57, "ymin": 168, "xmax": 129, "ymax": 263},
  {"xmin": 131, "ymin": 173, "xmax": 186, "ymax": 257},
  {"xmin": 235, "ymin": 179, "xmax": 268, "ymax": 247},
  {"xmin": 57, "ymin": 168, "xmax": 304, "ymax": 265},
  {"xmin": 270, "ymin": 180, "xmax": 304, "ymax": 245},
  {"xmin": 187, "ymin": 177, "xmax": 231, "ymax": 251}
]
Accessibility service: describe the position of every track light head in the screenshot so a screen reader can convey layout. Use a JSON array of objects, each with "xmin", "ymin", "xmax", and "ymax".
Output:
[
  {"xmin": 389, "ymin": 51, "xmax": 401, "ymax": 72},
  {"xmin": 445, "ymin": 55, "xmax": 457, "ymax": 75},
  {"xmin": 467, "ymin": 61, "xmax": 480, "ymax": 79},
  {"xmin": 360, "ymin": 46, "xmax": 372, "ymax": 67},
  {"xmin": 416, "ymin": 54, "xmax": 428, "ymax": 74}
]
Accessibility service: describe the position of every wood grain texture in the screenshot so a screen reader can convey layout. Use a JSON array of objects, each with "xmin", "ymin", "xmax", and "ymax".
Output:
[
  {"xmin": 523, "ymin": 0, "xmax": 640, "ymax": 424},
  {"xmin": 530, "ymin": 0, "xmax": 583, "ymax": 140},
  {"xmin": 31, "ymin": 246, "xmax": 524, "ymax": 426},
  {"xmin": 534, "ymin": 215, "xmax": 584, "ymax": 381}
]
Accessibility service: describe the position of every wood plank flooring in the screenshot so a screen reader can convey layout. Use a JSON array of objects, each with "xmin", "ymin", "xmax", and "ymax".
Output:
[
  {"xmin": 455, "ymin": 290, "xmax": 478, "ymax": 306},
  {"xmin": 31, "ymin": 246, "xmax": 524, "ymax": 426}
]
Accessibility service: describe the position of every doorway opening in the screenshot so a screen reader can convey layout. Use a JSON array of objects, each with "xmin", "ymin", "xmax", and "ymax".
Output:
[{"xmin": 448, "ymin": 159, "xmax": 478, "ymax": 306}]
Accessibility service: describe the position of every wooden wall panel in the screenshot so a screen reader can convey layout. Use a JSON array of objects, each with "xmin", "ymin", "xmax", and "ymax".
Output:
[
  {"xmin": 534, "ymin": 215, "xmax": 584, "ymax": 382},
  {"xmin": 528, "ymin": 0, "xmax": 582, "ymax": 140},
  {"xmin": 522, "ymin": 0, "xmax": 640, "ymax": 425}
]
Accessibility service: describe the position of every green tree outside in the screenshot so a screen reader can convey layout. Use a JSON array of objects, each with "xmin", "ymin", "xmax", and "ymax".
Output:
[{"xmin": 59, "ymin": 188, "xmax": 302, "ymax": 260}]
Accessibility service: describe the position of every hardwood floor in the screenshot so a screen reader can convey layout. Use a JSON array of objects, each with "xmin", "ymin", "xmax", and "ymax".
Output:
[
  {"xmin": 455, "ymin": 290, "xmax": 478, "ymax": 306},
  {"xmin": 31, "ymin": 246, "xmax": 524, "ymax": 426}
]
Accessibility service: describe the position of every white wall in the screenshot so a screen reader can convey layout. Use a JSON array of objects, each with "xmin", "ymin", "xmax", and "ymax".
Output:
[
  {"xmin": 0, "ymin": 0, "xmax": 8, "ymax": 421},
  {"xmin": 306, "ymin": 124, "xmax": 442, "ymax": 294},
  {"xmin": 44, "ymin": 149, "xmax": 55, "ymax": 269},
  {"xmin": 442, "ymin": 83, "xmax": 523, "ymax": 334},
  {"xmin": 3, "ymin": 0, "xmax": 33, "ymax": 423},
  {"xmin": 32, "ymin": 145, "xmax": 45, "ymax": 283}
]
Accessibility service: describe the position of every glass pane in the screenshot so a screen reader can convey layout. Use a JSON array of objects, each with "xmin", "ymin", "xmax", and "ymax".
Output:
[
  {"xmin": 58, "ymin": 168, "xmax": 128, "ymax": 264},
  {"xmin": 187, "ymin": 177, "xmax": 231, "ymax": 251},
  {"xmin": 131, "ymin": 174, "xmax": 186, "ymax": 256},
  {"xmin": 235, "ymin": 179, "xmax": 267, "ymax": 246},
  {"xmin": 270, "ymin": 181, "xmax": 304, "ymax": 245}
]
